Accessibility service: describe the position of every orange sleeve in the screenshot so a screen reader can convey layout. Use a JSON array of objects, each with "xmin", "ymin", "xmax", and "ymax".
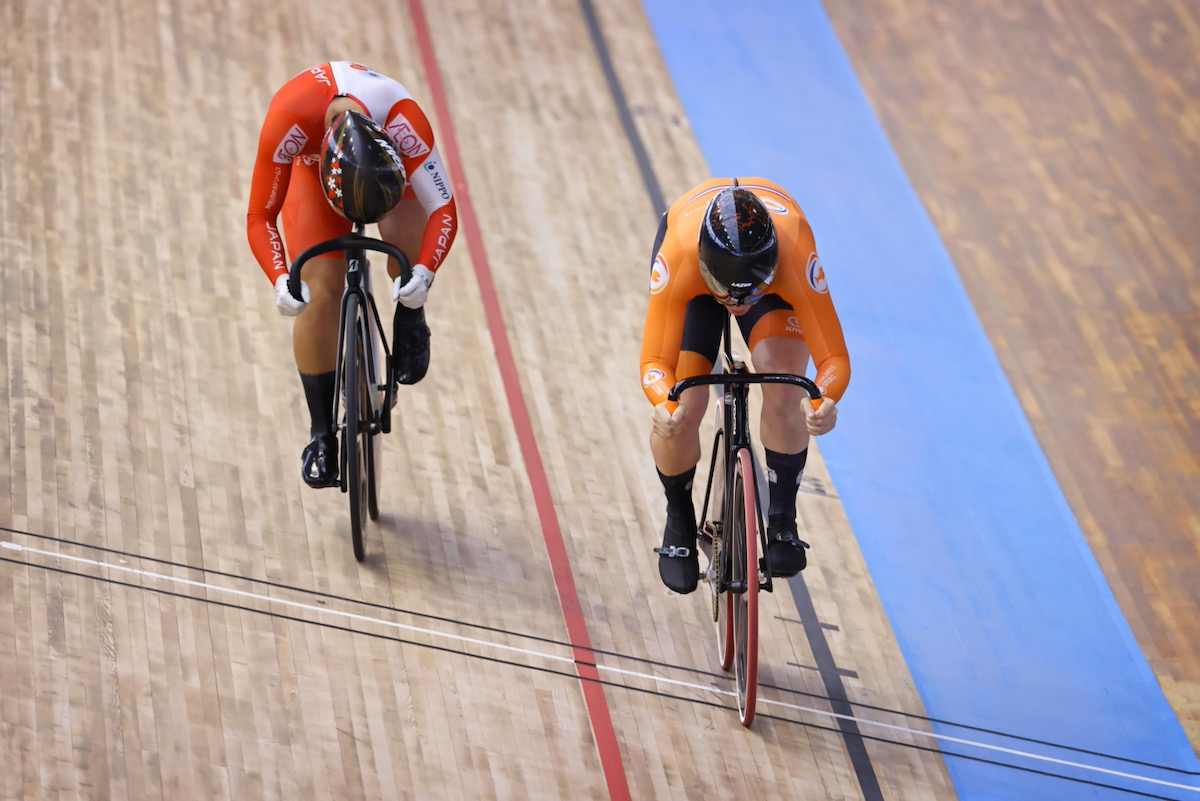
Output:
[
  {"xmin": 639, "ymin": 231, "xmax": 690, "ymax": 407},
  {"xmin": 246, "ymin": 108, "xmax": 302, "ymax": 283},
  {"xmin": 384, "ymin": 99, "xmax": 459, "ymax": 272},
  {"xmin": 788, "ymin": 223, "xmax": 851, "ymax": 402}
]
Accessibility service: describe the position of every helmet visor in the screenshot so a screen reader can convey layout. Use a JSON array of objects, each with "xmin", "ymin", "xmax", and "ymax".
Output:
[{"xmin": 698, "ymin": 257, "xmax": 773, "ymax": 306}]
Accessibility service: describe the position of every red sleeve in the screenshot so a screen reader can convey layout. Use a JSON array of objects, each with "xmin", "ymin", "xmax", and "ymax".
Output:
[
  {"xmin": 246, "ymin": 70, "xmax": 329, "ymax": 283},
  {"xmin": 384, "ymin": 99, "xmax": 459, "ymax": 272},
  {"xmin": 246, "ymin": 109, "xmax": 305, "ymax": 283}
]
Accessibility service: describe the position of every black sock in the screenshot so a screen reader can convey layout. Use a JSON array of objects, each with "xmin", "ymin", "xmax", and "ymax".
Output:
[
  {"xmin": 766, "ymin": 448, "xmax": 808, "ymax": 520},
  {"xmin": 657, "ymin": 466, "xmax": 696, "ymax": 520},
  {"xmin": 300, "ymin": 371, "xmax": 337, "ymax": 437}
]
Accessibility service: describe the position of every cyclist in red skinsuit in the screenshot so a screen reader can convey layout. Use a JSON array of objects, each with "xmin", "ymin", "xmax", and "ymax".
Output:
[
  {"xmin": 247, "ymin": 62, "xmax": 459, "ymax": 488},
  {"xmin": 641, "ymin": 177, "xmax": 850, "ymax": 593}
]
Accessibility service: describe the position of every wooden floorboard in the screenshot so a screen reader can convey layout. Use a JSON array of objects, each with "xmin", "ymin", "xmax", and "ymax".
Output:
[
  {"xmin": 827, "ymin": 0, "xmax": 1200, "ymax": 747},
  {"xmin": 1, "ymin": 0, "xmax": 963, "ymax": 797}
]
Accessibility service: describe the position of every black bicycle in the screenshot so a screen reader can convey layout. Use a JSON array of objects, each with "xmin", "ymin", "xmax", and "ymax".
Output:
[
  {"xmin": 287, "ymin": 223, "xmax": 411, "ymax": 561},
  {"xmin": 668, "ymin": 314, "xmax": 821, "ymax": 726}
]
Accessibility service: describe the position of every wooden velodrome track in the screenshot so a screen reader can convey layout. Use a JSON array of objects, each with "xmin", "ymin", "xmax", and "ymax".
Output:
[{"xmin": 0, "ymin": 2, "xmax": 1195, "ymax": 801}]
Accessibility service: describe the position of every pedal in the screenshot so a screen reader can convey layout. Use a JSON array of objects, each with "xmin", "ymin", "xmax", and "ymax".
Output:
[
  {"xmin": 757, "ymin": 567, "xmax": 773, "ymax": 593},
  {"xmin": 697, "ymin": 524, "xmax": 714, "ymax": 563},
  {"xmin": 699, "ymin": 520, "xmax": 721, "ymax": 577}
]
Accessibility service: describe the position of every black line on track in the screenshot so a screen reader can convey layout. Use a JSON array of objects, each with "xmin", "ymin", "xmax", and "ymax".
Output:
[
  {"xmin": 577, "ymin": 0, "xmax": 666, "ymax": 217},
  {"xmin": 5, "ymin": 525, "xmax": 1196, "ymax": 778},
  {"xmin": 2, "ymin": 553, "xmax": 1192, "ymax": 800},
  {"xmin": 786, "ymin": 570, "xmax": 884, "ymax": 799}
]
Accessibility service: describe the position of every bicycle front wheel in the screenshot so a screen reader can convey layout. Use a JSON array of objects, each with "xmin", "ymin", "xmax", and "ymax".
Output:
[
  {"xmin": 710, "ymin": 397, "xmax": 735, "ymax": 672},
  {"xmin": 343, "ymin": 294, "xmax": 369, "ymax": 562},
  {"xmin": 731, "ymin": 447, "xmax": 760, "ymax": 727}
]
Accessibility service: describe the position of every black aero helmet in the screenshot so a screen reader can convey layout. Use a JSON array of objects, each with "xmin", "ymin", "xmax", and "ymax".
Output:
[
  {"xmin": 697, "ymin": 185, "xmax": 778, "ymax": 304},
  {"xmin": 320, "ymin": 110, "xmax": 407, "ymax": 224}
]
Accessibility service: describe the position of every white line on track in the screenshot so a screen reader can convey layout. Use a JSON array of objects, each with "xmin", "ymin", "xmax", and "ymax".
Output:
[{"xmin": 3, "ymin": 539, "xmax": 1197, "ymax": 794}]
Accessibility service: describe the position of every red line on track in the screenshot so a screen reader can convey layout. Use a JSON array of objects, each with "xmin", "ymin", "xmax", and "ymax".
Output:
[{"xmin": 405, "ymin": 3, "xmax": 631, "ymax": 798}]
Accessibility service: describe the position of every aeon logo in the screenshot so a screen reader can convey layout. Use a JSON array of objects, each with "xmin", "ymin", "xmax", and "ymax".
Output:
[
  {"xmin": 273, "ymin": 124, "xmax": 309, "ymax": 164},
  {"xmin": 385, "ymin": 118, "xmax": 430, "ymax": 159}
]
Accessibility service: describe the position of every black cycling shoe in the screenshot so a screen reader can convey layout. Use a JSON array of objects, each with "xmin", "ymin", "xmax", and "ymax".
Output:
[
  {"xmin": 766, "ymin": 514, "xmax": 810, "ymax": 578},
  {"xmin": 655, "ymin": 510, "xmax": 700, "ymax": 594},
  {"xmin": 393, "ymin": 306, "xmax": 431, "ymax": 386},
  {"xmin": 301, "ymin": 433, "xmax": 339, "ymax": 488}
]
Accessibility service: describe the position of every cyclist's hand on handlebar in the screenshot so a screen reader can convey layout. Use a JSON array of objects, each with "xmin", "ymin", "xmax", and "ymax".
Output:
[
  {"xmin": 652, "ymin": 401, "xmax": 687, "ymax": 439},
  {"xmin": 803, "ymin": 396, "xmax": 837, "ymax": 436},
  {"xmin": 394, "ymin": 264, "xmax": 435, "ymax": 309},
  {"xmin": 275, "ymin": 274, "xmax": 310, "ymax": 317}
]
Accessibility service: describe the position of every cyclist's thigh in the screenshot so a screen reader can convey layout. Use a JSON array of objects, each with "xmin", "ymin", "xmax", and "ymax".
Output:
[
  {"xmin": 280, "ymin": 158, "xmax": 352, "ymax": 301},
  {"xmin": 377, "ymin": 192, "xmax": 426, "ymax": 273},
  {"xmin": 678, "ymin": 294, "xmax": 728, "ymax": 380},
  {"xmin": 734, "ymin": 296, "xmax": 801, "ymax": 354},
  {"xmin": 737, "ymin": 295, "xmax": 809, "ymax": 366},
  {"xmin": 281, "ymin": 157, "xmax": 353, "ymax": 263}
]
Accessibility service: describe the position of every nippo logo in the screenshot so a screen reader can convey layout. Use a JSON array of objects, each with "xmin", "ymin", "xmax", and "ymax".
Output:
[
  {"xmin": 806, "ymin": 253, "xmax": 828, "ymax": 294},
  {"xmin": 273, "ymin": 124, "xmax": 309, "ymax": 164},
  {"xmin": 650, "ymin": 254, "xmax": 669, "ymax": 294}
]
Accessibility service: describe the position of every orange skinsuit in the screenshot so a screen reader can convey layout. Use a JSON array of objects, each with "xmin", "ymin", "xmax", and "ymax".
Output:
[
  {"xmin": 640, "ymin": 177, "xmax": 850, "ymax": 406},
  {"xmin": 246, "ymin": 62, "xmax": 458, "ymax": 283}
]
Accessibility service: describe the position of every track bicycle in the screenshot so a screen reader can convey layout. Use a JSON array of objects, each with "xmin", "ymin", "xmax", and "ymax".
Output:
[
  {"xmin": 668, "ymin": 313, "xmax": 822, "ymax": 726},
  {"xmin": 287, "ymin": 223, "xmax": 411, "ymax": 562}
]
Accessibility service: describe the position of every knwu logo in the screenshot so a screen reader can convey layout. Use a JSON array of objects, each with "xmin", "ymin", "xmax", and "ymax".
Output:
[{"xmin": 273, "ymin": 124, "xmax": 308, "ymax": 164}]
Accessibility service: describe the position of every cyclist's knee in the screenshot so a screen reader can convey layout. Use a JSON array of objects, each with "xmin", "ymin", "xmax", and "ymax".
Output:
[
  {"xmin": 753, "ymin": 336, "xmax": 808, "ymax": 373},
  {"xmin": 676, "ymin": 385, "xmax": 708, "ymax": 432},
  {"xmin": 304, "ymin": 276, "xmax": 343, "ymax": 312},
  {"xmin": 301, "ymin": 256, "xmax": 346, "ymax": 301}
]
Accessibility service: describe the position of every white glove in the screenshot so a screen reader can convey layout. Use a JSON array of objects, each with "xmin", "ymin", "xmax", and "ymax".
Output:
[
  {"xmin": 275, "ymin": 274, "xmax": 309, "ymax": 317},
  {"xmin": 393, "ymin": 264, "xmax": 435, "ymax": 309}
]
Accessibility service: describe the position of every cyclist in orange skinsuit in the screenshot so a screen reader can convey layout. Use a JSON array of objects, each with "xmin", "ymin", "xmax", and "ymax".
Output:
[
  {"xmin": 641, "ymin": 177, "xmax": 850, "ymax": 593},
  {"xmin": 247, "ymin": 62, "xmax": 459, "ymax": 488}
]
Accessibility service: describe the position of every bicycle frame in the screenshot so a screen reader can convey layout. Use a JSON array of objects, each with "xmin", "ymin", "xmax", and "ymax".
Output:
[
  {"xmin": 668, "ymin": 312, "xmax": 823, "ymax": 726},
  {"xmin": 669, "ymin": 314, "xmax": 822, "ymax": 592},
  {"xmin": 286, "ymin": 222, "xmax": 413, "ymax": 437}
]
